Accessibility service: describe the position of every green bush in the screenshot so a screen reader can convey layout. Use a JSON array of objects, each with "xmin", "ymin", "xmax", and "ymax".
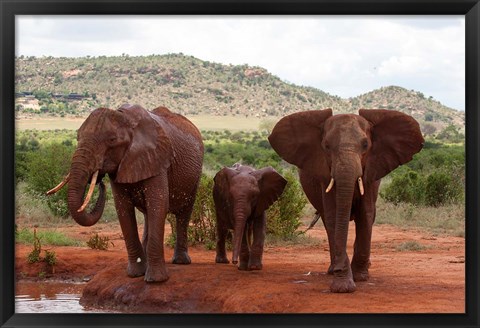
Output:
[
  {"xmin": 188, "ymin": 174, "xmax": 217, "ymax": 246},
  {"xmin": 425, "ymin": 171, "xmax": 463, "ymax": 207},
  {"xmin": 266, "ymin": 170, "xmax": 308, "ymax": 238},
  {"xmin": 167, "ymin": 174, "xmax": 217, "ymax": 249},
  {"xmin": 381, "ymin": 142, "xmax": 464, "ymax": 207},
  {"xmin": 381, "ymin": 169, "xmax": 425, "ymax": 205},
  {"xmin": 24, "ymin": 143, "xmax": 74, "ymax": 217},
  {"xmin": 381, "ymin": 168, "xmax": 464, "ymax": 207}
]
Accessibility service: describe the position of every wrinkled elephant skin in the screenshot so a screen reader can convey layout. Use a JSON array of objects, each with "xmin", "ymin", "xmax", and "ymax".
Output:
[{"xmin": 50, "ymin": 104, "xmax": 204, "ymax": 283}]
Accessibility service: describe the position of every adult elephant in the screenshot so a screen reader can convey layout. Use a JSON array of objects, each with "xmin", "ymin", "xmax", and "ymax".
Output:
[
  {"xmin": 268, "ymin": 109, "xmax": 424, "ymax": 293},
  {"xmin": 47, "ymin": 104, "xmax": 204, "ymax": 283},
  {"xmin": 213, "ymin": 164, "xmax": 287, "ymax": 270}
]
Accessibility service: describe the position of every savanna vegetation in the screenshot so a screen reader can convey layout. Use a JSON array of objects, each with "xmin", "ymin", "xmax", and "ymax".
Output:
[
  {"xmin": 15, "ymin": 123, "xmax": 465, "ymax": 251},
  {"xmin": 15, "ymin": 54, "xmax": 464, "ymax": 131}
]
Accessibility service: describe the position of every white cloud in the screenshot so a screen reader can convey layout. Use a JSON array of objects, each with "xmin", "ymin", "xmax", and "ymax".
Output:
[{"xmin": 15, "ymin": 15, "xmax": 465, "ymax": 110}]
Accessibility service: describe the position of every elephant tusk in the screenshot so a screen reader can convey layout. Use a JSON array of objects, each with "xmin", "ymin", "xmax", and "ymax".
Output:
[
  {"xmin": 77, "ymin": 171, "xmax": 99, "ymax": 212},
  {"xmin": 304, "ymin": 212, "xmax": 321, "ymax": 232},
  {"xmin": 358, "ymin": 177, "xmax": 365, "ymax": 196},
  {"xmin": 46, "ymin": 173, "xmax": 70, "ymax": 195},
  {"xmin": 325, "ymin": 177, "xmax": 335, "ymax": 193}
]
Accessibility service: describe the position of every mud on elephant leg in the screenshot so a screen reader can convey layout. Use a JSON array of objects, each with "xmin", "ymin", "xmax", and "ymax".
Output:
[
  {"xmin": 330, "ymin": 253, "xmax": 356, "ymax": 293},
  {"xmin": 112, "ymin": 184, "xmax": 146, "ymax": 277}
]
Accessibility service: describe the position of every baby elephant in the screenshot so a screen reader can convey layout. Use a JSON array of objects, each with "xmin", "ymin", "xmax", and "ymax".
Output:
[{"xmin": 213, "ymin": 164, "xmax": 287, "ymax": 270}]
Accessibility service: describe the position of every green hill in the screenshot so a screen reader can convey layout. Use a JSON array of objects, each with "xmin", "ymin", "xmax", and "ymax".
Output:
[{"xmin": 15, "ymin": 54, "xmax": 464, "ymax": 133}]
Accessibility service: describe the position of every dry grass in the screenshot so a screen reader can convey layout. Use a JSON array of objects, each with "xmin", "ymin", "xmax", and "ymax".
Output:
[{"xmin": 16, "ymin": 115, "xmax": 262, "ymax": 131}]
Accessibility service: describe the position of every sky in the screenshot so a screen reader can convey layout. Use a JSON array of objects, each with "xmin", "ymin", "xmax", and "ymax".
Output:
[{"xmin": 16, "ymin": 16, "xmax": 465, "ymax": 111}]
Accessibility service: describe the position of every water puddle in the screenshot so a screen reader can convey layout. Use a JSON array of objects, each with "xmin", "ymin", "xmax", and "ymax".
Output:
[{"xmin": 16, "ymin": 280, "xmax": 113, "ymax": 313}]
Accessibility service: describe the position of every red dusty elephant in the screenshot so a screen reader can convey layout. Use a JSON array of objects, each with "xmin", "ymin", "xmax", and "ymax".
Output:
[
  {"xmin": 213, "ymin": 164, "xmax": 287, "ymax": 271},
  {"xmin": 47, "ymin": 104, "xmax": 204, "ymax": 283},
  {"xmin": 268, "ymin": 109, "xmax": 424, "ymax": 293}
]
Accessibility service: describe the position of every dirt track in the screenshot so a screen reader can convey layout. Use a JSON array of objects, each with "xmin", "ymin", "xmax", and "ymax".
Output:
[{"xmin": 15, "ymin": 222, "xmax": 465, "ymax": 313}]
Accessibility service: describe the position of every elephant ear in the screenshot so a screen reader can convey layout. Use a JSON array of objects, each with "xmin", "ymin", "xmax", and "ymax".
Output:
[
  {"xmin": 213, "ymin": 167, "xmax": 239, "ymax": 204},
  {"xmin": 116, "ymin": 105, "xmax": 173, "ymax": 184},
  {"xmin": 359, "ymin": 109, "xmax": 424, "ymax": 182},
  {"xmin": 251, "ymin": 167, "xmax": 287, "ymax": 217},
  {"xmin": 268, "ymin": 109, "xmax": 333, "ymax": 172}
]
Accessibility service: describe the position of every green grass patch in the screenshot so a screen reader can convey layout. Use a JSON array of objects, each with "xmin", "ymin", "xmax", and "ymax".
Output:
[
  {"xmin": 395, "ymin": 241, "xmax": 428, "ymax": 252},
  {"xmin": 375, "ymin": 197, "xmax": 464, "ymax": 237},
  {"xmin": 16, "ymin": 228, "xmax": 82, "ymax": 246},
  {"xmin": 265, "ymin": 233, "xmax": 323, "ymax": 247}
]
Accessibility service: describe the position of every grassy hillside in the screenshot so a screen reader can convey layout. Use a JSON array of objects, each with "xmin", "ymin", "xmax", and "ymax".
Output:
[{"xmin": 15, "ymin": 54, "xmax": 464, "ymax": 132}]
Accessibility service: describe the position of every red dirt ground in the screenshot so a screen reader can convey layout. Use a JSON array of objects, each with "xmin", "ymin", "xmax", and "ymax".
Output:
[{"xmin": 15, "ymin": 222, "xmax": 465, "ymax": 313}]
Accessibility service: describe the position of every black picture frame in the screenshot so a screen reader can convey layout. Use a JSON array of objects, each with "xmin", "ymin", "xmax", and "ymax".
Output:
[{"xmin": 1, "ymin": 1, "xmax": 479, "ymax": 327}]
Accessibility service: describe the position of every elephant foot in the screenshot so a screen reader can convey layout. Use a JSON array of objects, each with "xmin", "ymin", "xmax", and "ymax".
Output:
[
  {"xmin": 327, "ymin": 264, "xmax": 334, "ymax": 275},
  {"xmin": 215, "ymin": 254, "xmax": 230, "ymax": 264},
  {"xmin": 145, "ymin": 265, "xmax": 169, "ymax": 283},
  {"xmin": 238, "ymin": 261, "xmax": 250, "ymax": 271},
  {"xmin": 248, "ymin": 258, "xmax": 263, "ymax": 270},
  {"xmin": 352, "ymin": 259, "xmax": 371, "ymax": 281},
  {"xmin": 353, "ymin": 269, "xmax": 369, "ymax": 282},
  {"xmin": 127, "ymin": 260, "xmax": 146, "ymax": 277},
  {"xmin": 172, "ymin": 251, "xmax": 191, "ymax": 265},
  {"xmin": 330, "ymin": 277, "xmax": 356, "ymax": 293}
]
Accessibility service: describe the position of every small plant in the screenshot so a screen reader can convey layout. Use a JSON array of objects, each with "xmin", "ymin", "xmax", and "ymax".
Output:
[
  {"xmin": 87, "ymin": 233, "xmax": 114, "ymax": 250},
  {"xmin": 395, "ymin": 241, "xmax": 427, "ymax": 252},
  {"xmin": 27, "ymin": 228, "xmax": 42, "ymax": 264},
  {"xmin": 44, "ymin": 250, "xmax": 57, "ymax": 273}
]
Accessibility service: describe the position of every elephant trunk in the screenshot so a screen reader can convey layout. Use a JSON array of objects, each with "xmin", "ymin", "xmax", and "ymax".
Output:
[
  {"xmin": 333, "ymin": 175, "xmax": 355, "ymax": 275},
  {"xmin": 331, "ymin": 154, "xmax": 363, "ymax": 278},
  {"xmin": 231, "ymin": 200, "xmax": 250, "ymax": 264},
  {"xmin": 67, "ymin": 148, "xmax": 106, "ymax": 227}
]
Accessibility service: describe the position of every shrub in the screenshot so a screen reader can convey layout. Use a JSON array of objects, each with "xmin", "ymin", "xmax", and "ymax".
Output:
[
  {"xmin": 188, "ymin": 174, "xmax": 217, "ymax": 246},
  {"xmin": 266, "ymin": 170, "xmax": 308, "ymax": 238},
  {"xmin": 425, "ymin": 171, "xmax": 464, "ymax": 207},
  {"xmin": 27, "ymin": 229, "xmax": 42, "ymax": 264},
  {"xmin": 381, "ymin": 168, "xmax": 464, "ymax": 207},
  {"xmin": 24, "ymin": 143, "xmax": 74, "ymax": 217},
  {"xmin": 381, "ymin": 143, "xmax": 464, "ymax": 207},
  {"xmin": 381, "ymin": 169, "xmax": 425, "ymax": 205},
  {"xmin": 167, "ymin": 174, "xmax": 217, "ymax": 249},
  {"xmin": 87, "ymin": 233, "xmax": 113, "ymax": 250}
]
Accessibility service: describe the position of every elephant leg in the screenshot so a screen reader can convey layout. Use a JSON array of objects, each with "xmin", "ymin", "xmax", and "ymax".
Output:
[
  {"xmin": 215, "ymin": 212, "xmax": 229, "ymax": 264},
  {"xmin": 144, "ymin": 176, "xmax": 170, "ymax": 283},
  {"xmin": 319, "ymin": 196, "xmax": 336, "ymax": 275},
  {"xmin": 351, "ymin": 182, "xmax": 378, "ymax": 282},
  {"xmin": 248, "ymin": 213, "xmax": 266, "ymax": 270},
  {"xmin": 351, "ymin": 225, "xmax": 372, "ymax": 282},
  {"xmin": 351, "ymin": 209, "xmax": 375, "ymax": 282},
  {"xmin": 111, "ymin": 183, "xmax": 146, "ymax": 277},
  {"xmin": 238, "ymin": 226, "xmax": 251, "ymax": 271},
  {"xmin": 172, "ymin": 208, "xmax": 192, "ymax": 265},
  {"xmin": 321, "ymin": 215, "xmax": 336, "ymax": 275}
]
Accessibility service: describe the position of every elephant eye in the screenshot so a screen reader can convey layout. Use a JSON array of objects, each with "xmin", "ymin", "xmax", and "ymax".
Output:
[
  {"xmin": 323, "ymin": 142, "xmax": 330, "ymax": 151},
  {"xmin": 108, "ymin": 136, "xmax": 117, "ymax": 144},
  {"xmin": 361, "ymin": 139, "xmax": 369, "ymax": 151}
]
